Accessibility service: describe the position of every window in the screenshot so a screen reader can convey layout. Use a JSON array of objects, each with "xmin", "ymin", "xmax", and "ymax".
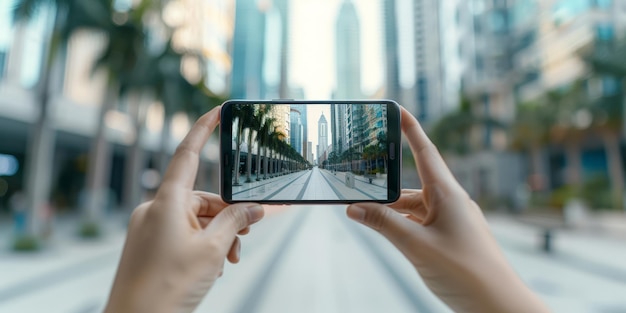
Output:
[
  {"xmin": 602, "ymin": 76, "xmax": 619, "ymax": 96},
  {"xmin": 596, "ymin": 23, "xmax": 614, "ymax": 41},
  {"xmin": 0, "ymin": 51, "xmax": 6, "ymax": 79}
]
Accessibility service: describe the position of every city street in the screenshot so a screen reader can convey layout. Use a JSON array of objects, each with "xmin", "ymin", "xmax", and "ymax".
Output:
[
  {"xmin": 233, "ymin": 167, "xmax": 387, "ymax": 201},
  {"xmin": 2, "ymin": 209, "xmax": 626, "ymax": 312}
]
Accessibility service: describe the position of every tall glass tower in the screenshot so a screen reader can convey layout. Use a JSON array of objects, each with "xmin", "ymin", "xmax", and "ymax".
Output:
[
  {"xmin": 231, "ymin": 0, "xmax": 266, "ymax": 98},
  {"xmin": 290, "ymin": 107, "xmax": 303, "ymax": 155},
  {"xmin": 317, "ymin": 113, "xmax": 328, "ymax": 162},
  {"xmin": 335, "ymin": 0, "xmax": 362, "ymax": 99}
]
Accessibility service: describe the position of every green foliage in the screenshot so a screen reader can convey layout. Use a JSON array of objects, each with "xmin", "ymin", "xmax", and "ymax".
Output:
[
  {"xmin": 431, "ymin": 95, "xmax": 505, "ymax": 155},
  {"xmin": 547, "ymin": 185, "xmax": 577, "ymax": 210},
  {"xmin": 12, "ymin": 235, "xmax": 40, "ymax": 251},
  {"xmin": 79, "ymin": 222, "xmax": 102, "ymax": 238},
  {"xmin": 581, "ymin": 174, "xmax": 613, "ymax": 210}
]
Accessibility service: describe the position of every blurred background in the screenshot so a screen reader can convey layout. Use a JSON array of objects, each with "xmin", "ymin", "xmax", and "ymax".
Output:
[{"xmin": 1, "ymin": 0, "xmax": 626, "ymax": 312}]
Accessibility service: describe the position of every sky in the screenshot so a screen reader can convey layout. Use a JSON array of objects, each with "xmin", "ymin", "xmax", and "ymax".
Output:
[
  {"xmin": 288, "ymin": 0, "xmax": 383, "ymax": 158},
  {"xmin": 304, "ymin": 104, "xmax": 331, "ymax": 159},
  {"xmin": 290, "ymin": 0, "xmax": 385, "ymax": 99}
]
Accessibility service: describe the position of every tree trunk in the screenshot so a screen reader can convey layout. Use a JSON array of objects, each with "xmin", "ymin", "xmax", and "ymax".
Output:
[
  {"xmin": 122, "ymin": 93, "xmax": 148, "ymax": 212},
  {"xmin": 268, "ymin": 150, "xmax": 274, "ymax": 178},
  {"xmin": 256, "ymin": 142, "xmax": 263, "ymax": 181},
  {"xmin": 528, "ymin": 144, "xmax": 547, "ymax": 191},
  {"xmin": 22, "ymin": 6, "xmax": 66, "ymax": 239},
  {"xmin": 565, "ymin": 139, "xmax": 582, "ymax": 189},
  {"xmin": 84, "ymin": 82, "xmax": 119, "ymax": 224},
  {"xmin": 263, "ymin": 146, "xmax": 269, "ymax": 179},
  {"xmin": 233, "ymin": 119, "xmax": 243, "ymax": 185},
  {"xmin": 158, "ymin": 114, "xmax": 172, "ymax": 176},
  {"xmin": 245, "ymin": 129, "xmax": 254, "ymax": 182},
  {"xmin": 602, "ymin": 131, "xmax": 625, "ymax": 210}
]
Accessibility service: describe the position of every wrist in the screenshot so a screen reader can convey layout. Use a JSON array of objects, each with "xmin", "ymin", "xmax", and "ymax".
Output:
[{"xmin": 105, "ymin": 273, "xmax": 185, "ymax": 313}]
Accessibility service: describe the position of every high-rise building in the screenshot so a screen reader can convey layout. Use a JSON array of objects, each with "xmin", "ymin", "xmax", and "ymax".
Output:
[
  {"xmin": 330, "ymin": 103, "xmax": 347, "ymax": 154},
  {"xmin": 290, "ymin": 103, "xmax": 307, "ymax": 157},
  {"xmin": 335, "ymin": 0, "xmax": 362, "ymax": 99},
  {"xmin": 383, "ymin": 0, "xmax": 401, "ymax": 102},
  {"xmin": 411, "ymin": 0, "xmax": 443, "ymax": 122},
  {"xmin": 289, "ymin": 107, "xmax": 303, "ymax": 155},
  {"xmin": 317, "ymin": 113, "xmax": 328, "ymax": 162},
  {"xmin": 268, "ymin": 104, "xmax": 290, "ymax": 142},
  {"xmin": 262, "ymin": 0, "xmax": 290, "ymax": 99},
  {"xmin": 231, "ymin": 0, "xmax": 267, "ymax": 98}
]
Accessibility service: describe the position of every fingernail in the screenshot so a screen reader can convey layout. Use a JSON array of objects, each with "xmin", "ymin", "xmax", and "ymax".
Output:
[
  {"xmin": 246, "ymin": 204, "xmax": 264, "ymax": 222},
  {"xmin": 347, "ymin": 205, "xmax": 366, "ymax": 223}
]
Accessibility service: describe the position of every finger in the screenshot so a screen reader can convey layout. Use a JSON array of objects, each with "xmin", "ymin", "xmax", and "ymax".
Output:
[
  {"xmin": 227, "ymin": 236, "xmax": 241, "ymax": 263},
  {"xmin": 161, "ymin": 106, "xmax": 221, "ymax": 190},
  {"xmin": 204, "ymin": 203, "xmax": 264, "ymax": 254},
  {"xmin": 238, "ymin": 226, "xmax": 250, "ymax": 235},
  {"xmin": 388, "ymin": 189, "xmax": 423, "ymax": 209},
  {"xmin": 194, "ymin": 191, "xmax": 228, "ymax": 216},
  {"xmin": 400, "ymin": 106, "xmax": 457, "ymax": 187},
  {"xmin": 198, "ymin": 216, "xmax": 213, "ymax": 228},
  {"xmin": 388, "ymin": 190, "xmax": 429, "ymax": 222},
  {"xmin": 346, "ymin": 203, "xmax": 425, "ymax": 252}
]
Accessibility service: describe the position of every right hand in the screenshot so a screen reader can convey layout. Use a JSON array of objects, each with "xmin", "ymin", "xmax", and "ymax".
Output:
[{"xmin": 346, "ymin": 107, "xmax": 549, "ymax": 313}]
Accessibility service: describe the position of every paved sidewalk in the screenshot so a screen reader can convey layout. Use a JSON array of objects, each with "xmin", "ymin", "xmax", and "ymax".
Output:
[
  {"xmin": 0, "ymin": 212, "xmax": 129, "ymax": 312},
  {"xmin": 487, "ymin": 214, "xmax": 626, "ymax": 312}
]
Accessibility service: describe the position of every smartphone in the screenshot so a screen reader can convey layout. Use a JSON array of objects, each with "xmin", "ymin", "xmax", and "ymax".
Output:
[{"xmin": 220, "ymin": 100, "xmax": 401, "ymax": 204}]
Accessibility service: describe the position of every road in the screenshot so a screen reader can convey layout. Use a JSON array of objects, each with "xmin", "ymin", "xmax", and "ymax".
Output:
[
  {"xmin": 233, "ymin": 167, "xmax": 387, "ymax": 201},
  {"xmin": 2, "ymin": 209, "xmax": 626, "ymax": 312}
]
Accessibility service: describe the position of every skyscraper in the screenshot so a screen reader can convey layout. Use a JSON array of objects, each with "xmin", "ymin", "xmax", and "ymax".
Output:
[
  {"xmin": 383, "ymin": 0, "xmax": 401, "ymax": 102},
  {"xmin": 330, "ymin": 103, "xmax": 347, "ymax": 154},
  {"xmin": 290, "ymin": 103, "xmax": 307, "ymax": 157},
  {"xmin": 335, "ymin": 0, "xmax": 362, "ymax": 99},
  {"xmin": 231, "ymin": 0, "xmax": 267, "ymax": 98},
  {"xmin": 290, "ymin": 107, "xmax": 303, "ymax": 155},
  {"xmin": 411, "ymin": 0, "xmax": 443, "ymax": 122},
  {"xmin": 317, "ymin": 113, "xmax": 328, "ymax": 162}
]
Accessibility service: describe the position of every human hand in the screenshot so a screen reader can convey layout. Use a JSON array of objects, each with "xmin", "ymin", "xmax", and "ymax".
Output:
[
  {"xmin": 346, "ymin": 107, "xmax": 549, "ymax": 313},
  {"xmin": 105, "ymin": 106, "xmax": 264, "ymax": 313}
]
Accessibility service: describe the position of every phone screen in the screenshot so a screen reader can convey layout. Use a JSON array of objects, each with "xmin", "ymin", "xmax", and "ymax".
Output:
[{"xmin": 220, "ymin": 100, "xmax": 400, "ymax": 204}]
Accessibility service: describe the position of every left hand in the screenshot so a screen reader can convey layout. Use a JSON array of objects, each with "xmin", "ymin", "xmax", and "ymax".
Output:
[{"xmin": 105, "ymin": 106, "xmax": 264, "ymax": 313}]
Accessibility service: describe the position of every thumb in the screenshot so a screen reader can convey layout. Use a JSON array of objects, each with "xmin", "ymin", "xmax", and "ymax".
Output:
[
  {"xmin": 347, "ymin": 203, "xmax": 422, "ymax": 251},
  {"xmin": 204, "ymin": 203, "xmax": 264, "ymax": 252}
]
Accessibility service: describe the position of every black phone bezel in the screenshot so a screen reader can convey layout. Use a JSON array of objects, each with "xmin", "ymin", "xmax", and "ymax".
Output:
[{"xmin": 220, "ymin": 99, "xmax": 401, "ymax": 204}]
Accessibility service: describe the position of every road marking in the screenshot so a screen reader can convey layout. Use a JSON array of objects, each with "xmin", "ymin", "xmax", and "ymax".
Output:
[
  {"xmin": 262, "ymin": 171, "xmax": 311, "ymax": 201},
  {"xmin": 233, "ymin": 171, "xmax": 308, "ymax": 196},
  {"xmin": 318, "ymin": 169, "xmax": 347, "ymax": 200},
  {"xmin": 337, "ymin": 210, "xmax": 434, "ymax": 312},
  {"xmin": 320, "ymin": 170, "xmax": 377, "ymax": 200},
  {"xmin": 233, "ymin": 209, "xmax": 309, "ymax": 313},
  {"xmin": 0, "ymin": 250, "xmax": 119, "ymax": 302},
  {"xmin": 296, "ymin": 170, "xmax": 315, "ymax": 200}
]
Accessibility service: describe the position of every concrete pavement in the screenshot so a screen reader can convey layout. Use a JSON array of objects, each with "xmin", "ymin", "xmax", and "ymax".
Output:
[{"xmin": 1, "ymin": 209, "xmax": 626, "ymax": 312}]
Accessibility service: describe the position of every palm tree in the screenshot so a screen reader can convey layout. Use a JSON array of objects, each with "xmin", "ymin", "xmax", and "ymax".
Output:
[
  {"xmin": 586, "ymin": 37, "xmax": 626, "ymax": 209},
  {"xmin": 547, "ymin": 81, "xmax": 589, "ymax": 189},
  {"xmin": 232, "ymin": 104, "xmax": 254, "ymax": 185},
  {"xmin": 245, "ymin": 106, "xmax": 268, "ymax": 182},
  {"xmin": 12, "ymin": 0, "xmax": 119, "ymax": 244},
  {"xmin": 511, "ymin": 100, "xmax": 555, "ymax": 191},
  {"xmin": 265, "ymin": 129, "xmax": 283, "ymax": 179},
  {"xmin": 256, "ymin": 115, "xmax": 275, "ymax": 180},
  {"xmin": 431, "ymin": 96, "xmax": 505, "ymax": 155}
]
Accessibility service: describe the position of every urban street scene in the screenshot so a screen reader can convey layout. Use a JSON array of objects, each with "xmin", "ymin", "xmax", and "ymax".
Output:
[
  {"xmin": 1, "ymin": 0, "xmax": 626, "ymax": 312},
  {"xmin": 231, "ymin": 103, "xmax": 389, "ymax": 201}
]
